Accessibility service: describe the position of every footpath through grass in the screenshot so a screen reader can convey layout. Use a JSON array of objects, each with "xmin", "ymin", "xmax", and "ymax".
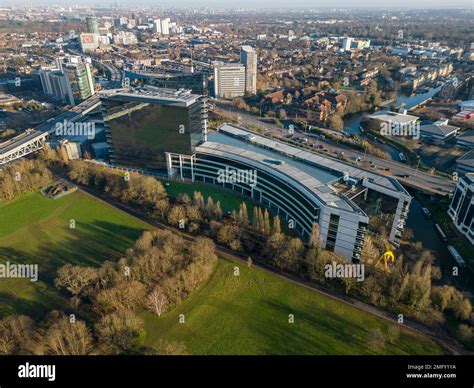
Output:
[
  {"xmin": 0, "ymin": 191, "xmax": 150, "ymax": 319},
  {"xmin": 143, "ymin": 258, "xmax": 444, "ymax": 355}
]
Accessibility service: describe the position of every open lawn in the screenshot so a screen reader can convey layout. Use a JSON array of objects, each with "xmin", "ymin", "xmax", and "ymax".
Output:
[
  {"xmin": 0, "ymin": 191, "xmax": 150, "ymax": 319},
  {"xmin": 0, "ymin": 188, "xmax": 444, "ymax": 355},
  {"xmin": 143, "ymin": 258, "xmax": 444, "ymax": 355},
  {"xmin": 164, "ymin": 180, "xmax": 293, "ymax": 233},
  {"xmin": 164, "ymin": 180, "xmax": 256, "ymax": 215}
]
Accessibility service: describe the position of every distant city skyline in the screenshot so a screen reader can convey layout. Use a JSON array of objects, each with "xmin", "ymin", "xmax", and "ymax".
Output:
[{"xmin": 2, "ymin": 0, "xmax": 473, "ymax": 8}]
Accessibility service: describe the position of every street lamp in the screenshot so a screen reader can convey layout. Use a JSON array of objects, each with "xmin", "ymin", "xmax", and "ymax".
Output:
[{"xmin": 414, "ymin": 156, "xmax": 421, "ymax": 178}]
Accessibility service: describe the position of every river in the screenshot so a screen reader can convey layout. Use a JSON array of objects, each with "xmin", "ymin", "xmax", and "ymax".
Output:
[
  {"xmin": 406, "ymin": 197, "xmax": 473, "ymax": 292},
  {"xmin": 342, "ymin": 86, "xmax": 443, "ymax": 161}
]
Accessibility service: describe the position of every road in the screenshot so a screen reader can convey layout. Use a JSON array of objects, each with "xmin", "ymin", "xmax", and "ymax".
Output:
[
  {"xmin": 66, "ymin": 46, "xmax": 122, "ymax": 88},
  {"xmin": 214, "ymin": 105, "xmax": 456, "ymax": 196},
  {"xmin": 67, "ymin": 177, "xmax": 466, "ymax": 355}
]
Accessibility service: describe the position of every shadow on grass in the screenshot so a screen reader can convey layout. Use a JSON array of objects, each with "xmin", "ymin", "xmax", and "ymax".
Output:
[
  {"xmin": 0, "ymin": 220, "xmax": 146, "ymax": 318},
  {"xmin": 243, "ymin": 298, "xmax": 375, "ymax": 355},
  {"xmin": 248, "ymin": 298, "xmax": 439, "ymax": 355}
]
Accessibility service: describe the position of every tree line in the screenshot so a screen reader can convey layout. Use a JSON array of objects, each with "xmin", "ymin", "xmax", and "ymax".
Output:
[
  {"xmin": 0, "ymin": 230, "xmax": 216, "ymax": 355},
  {"xmin": 1, "ymin": 158, "xmax": 473, "ymax": 352},
  {"xmin": 0, "ymin": 159, "xmax": 52, "ymax": 203},
  {"xmin": 65, "ymin": 160, "xmax": 474, "ymax": 350}
]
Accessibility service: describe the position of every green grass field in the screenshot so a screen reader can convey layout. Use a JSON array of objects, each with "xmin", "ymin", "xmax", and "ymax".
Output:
[
  {"xmin": 0, "ymin": 191, "xmax": 150, "ymax": 319},
  {"xmin": 164, "ymin": 180, "xmax": 293, "ymax": 233},
  {"xmin": 164, "ymin": 180, "xmax": 256, "ymax": 215},
  {"xmin": 0, "ymin": 188, "xmax": 444, "ymax": 355},
  {"xmin": 143, "ymin": 259, "xmax": 444, "ymax": 355}
]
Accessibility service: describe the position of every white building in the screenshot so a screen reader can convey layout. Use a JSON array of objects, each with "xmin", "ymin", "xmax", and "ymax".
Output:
[
  {"xmin": 153, "ymin": 19, "xmax": 161, "ymax": 34},
  {"xmin": 240, "ymin": 45, "xmax": 257, "ymax": 95},
  {"xmin": 213, "ymin": 62, "xmax": 246, "ymax": 98},
  {"xmin": 39, "ymin": 57, "xmax": 95, "ymax": 106},
  {"xmin": 167, "ymin": 123, "xmax": 412, "ymax": 260},
  {"xmin": 113, "ymin": 31, "xmax": 138, "ymax": 45},
  {"xmin": 341, "ymin": 37, "xmax": 353, "ymax": 51},
  {"xmin": 79, "ymin": 33, "xmax": 99, "ymax": 53},
  {"xmin": 161, "ymin": 18, "xmax": 170, "ymax": 35}
]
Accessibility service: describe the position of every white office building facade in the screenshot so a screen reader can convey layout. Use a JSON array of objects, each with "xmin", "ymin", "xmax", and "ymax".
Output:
[{"xmin": 213, "ymin": 62, "xmax": 246, "ymax": 98}]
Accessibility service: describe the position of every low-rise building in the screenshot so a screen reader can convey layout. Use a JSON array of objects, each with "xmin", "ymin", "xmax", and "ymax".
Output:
[
  {"xmin": 368, "ymin": 111, "xmax": 419, "ymax": 125},
  {"xmin": 457, "ymin": 130, "xmax": 474, "ymax": 149},
  {"xmin": 456, "ymin": 150, "xmax": 474, "ymax": 174},
  {"xmin": 419, "ymin": 120, "xmax": 460, "ymax": 142}
]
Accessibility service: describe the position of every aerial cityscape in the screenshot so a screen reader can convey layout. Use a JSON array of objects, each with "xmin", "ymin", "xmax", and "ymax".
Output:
[{"xmin": 0, "ymin": 1, "xmax": 473, "ymax": 385}]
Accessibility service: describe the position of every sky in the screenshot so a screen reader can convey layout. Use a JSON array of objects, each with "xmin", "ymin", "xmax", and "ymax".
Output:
[{"xmin": 4, "ymin": 0, "xmax": 474, "ymax": 8}]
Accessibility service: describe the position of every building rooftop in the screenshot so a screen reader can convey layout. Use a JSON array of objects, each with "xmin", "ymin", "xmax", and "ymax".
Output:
[
  {"xmin": 457, "ymin": 130, "xmax": 474, "ymax": 145},
  {"xmin": 368, "ymin": 110, "xmax": 419, "ymax": 125},
  {"xmin": 457, "ymin": 150, "xmax": 474, "ymax": 168},
  {"xmin": 241, "ymin": 45, "xmax": 256, "ymax": 53},
  {"xmin": 196, "ymin": 123, "xmax": 409, "ymax": 213},
  {"xmin": 104, "ymin": 86, "xmax": 202, "ymax": 107},
  {"xmin": 197, "ymin": 140, "xmax": 362, "ymax": 214},
  {"xmin": 420, "ymin": 122, "xmax": 459, "ymax": 137}
]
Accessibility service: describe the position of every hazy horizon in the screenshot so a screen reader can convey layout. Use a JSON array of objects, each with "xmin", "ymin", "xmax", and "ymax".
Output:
[{"xmin": 1, "ymin": 0, "xmax": 473, "ymax": 9}]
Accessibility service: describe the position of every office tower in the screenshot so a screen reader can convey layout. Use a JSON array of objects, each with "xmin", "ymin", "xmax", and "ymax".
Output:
[
  {"xmin": 39, "ymin": 56, "xmax": 94, "ymax": 106},
  {"xmin": 213, "ymin": 62, "xmax": 246, "ymax": 98},
  {"xmin": 125, "ymin": 70, "xmax": 209, "ymax": 96},
  {"xmin": 153, "ymin": 19, "xmax": 161, "ymax": 34},
  {"xmin": 86, "ymin": 16, "xmax": 100, "ymax": 34},
  {"xmin": 102, "ymin": 87, "xmax": 207, "ymax": 170},
  {"xmin": 79, "ymin": 33, "xmax": 99, "ymax": 53},
  {"xmin": 39, "ymin": 69, "xmax": 69, "ymax": 102},
  {"xmin": 62, "ymin": 62, "xmax": 95, "ymax": 105},
  {"xmin": 161, "ymin": 18, "xmax": 170, "ymax": 35},
  {"xmin": 240, "ymin": 45, "xmax": 257, "ymax": 95},
  {"xmin": 341, "ymin": 37, "xmax": 353, "ymax": 51}
]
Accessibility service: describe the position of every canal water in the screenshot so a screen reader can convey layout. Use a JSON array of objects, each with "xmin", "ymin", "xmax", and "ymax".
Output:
[
  {"xmin": 342, "ymin": 86, "xmax": 442, "ymax": 161},
  {"xmin": 406, "ymin": 198, "xmax": 474, "ymax": 292},
  {"xmin": 395, "ymin": 85, "xmax": 443, "ymax": 110},
  {"xmin": 343, "ymin": 113, "xmax": 400, "ymax": 160}
]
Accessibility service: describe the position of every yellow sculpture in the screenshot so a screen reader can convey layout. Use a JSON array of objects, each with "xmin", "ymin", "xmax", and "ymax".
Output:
[{"xmin": 375, "ymin": 244, "xmax": 395, "ymax": 270}]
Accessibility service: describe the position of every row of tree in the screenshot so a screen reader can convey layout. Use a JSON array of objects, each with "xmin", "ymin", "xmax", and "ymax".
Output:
[
  {"xmin": 68, "ymin": 160, "xmax": 167, "ymax": 214},
  {"xmin": 0, "ymin": 230, "xmax": 216, "ymax": 355},
  {"xmin": 65, "ymin": 161, "xmax": 474, "ymax": 349},
  {"xmin": 0, "ymin": 159, "xmax": 52, "ymax": 203}
]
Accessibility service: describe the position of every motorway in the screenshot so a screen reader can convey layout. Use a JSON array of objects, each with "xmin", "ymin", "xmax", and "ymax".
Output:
[
  {"xmin": 0, "ymin": 92, "xmax": 110, "ymax": 165},
  {"xmin": 0, "ymin": 129, "xmax": 44, "ymax": 153},
  {"xmin": 213, "ymin": 105, "xmax": 456, "ymax": 195}
]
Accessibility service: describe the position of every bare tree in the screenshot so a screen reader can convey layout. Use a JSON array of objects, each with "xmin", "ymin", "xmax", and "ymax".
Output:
[{"xmin": 147, "ymin": 286, "xmax": 169, "ymax": 317}]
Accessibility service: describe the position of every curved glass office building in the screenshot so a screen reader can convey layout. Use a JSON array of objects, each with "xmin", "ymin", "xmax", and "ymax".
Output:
[
  {"xmin": 101, "ymin": 87, "xmax": 411, "ymax": 262},
  {"xmin": 166, "ymin": 124, "xmax": 412, "ymax": 262}
]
